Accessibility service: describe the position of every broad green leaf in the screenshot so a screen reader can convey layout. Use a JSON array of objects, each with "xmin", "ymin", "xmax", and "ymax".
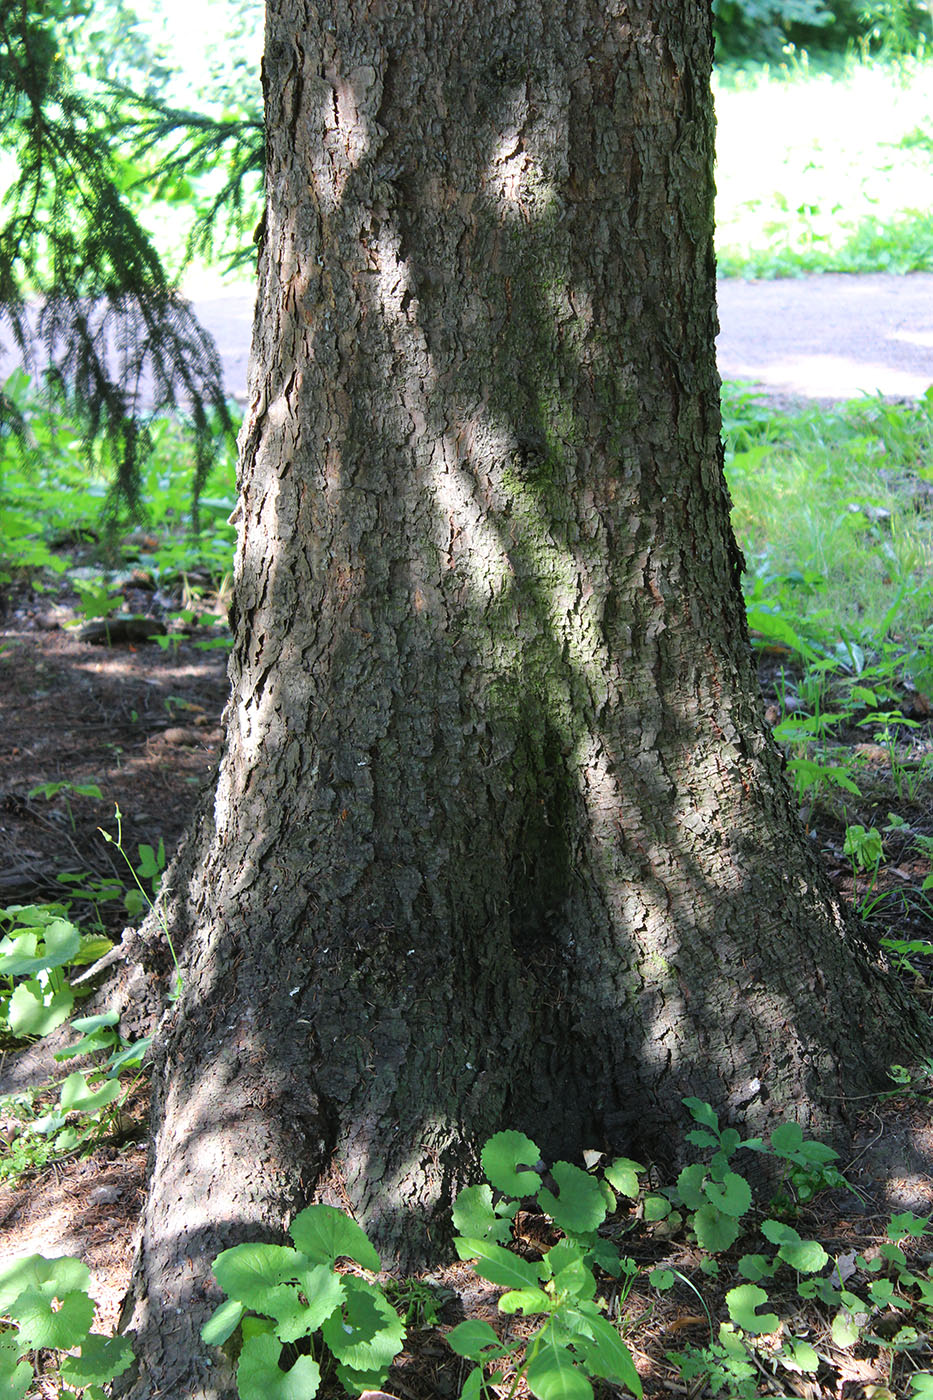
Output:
[
  {"xmin": 781, "ymin": 1338, "xmax": 819, "ymax": 1372},
  {"xmin": 59, "ymin": 1072, "xmax": 122, "ymax": 1114},
  {"xmin": 779, "ymin": 1239, "xmax": 829, "ymax": 1273},
  {"xmin": 737, "ymin": 1254, "xmax": 775, "ymax": 1282},
  {"xmin": 460, "ymin": 1365, "xmax": 486, "ymax": 1399},
  {"xmin": 289, "ymin": 1204, "xmax": 380, "ymax": 1271},
  {"xmin": 539, "ymin": 1162, "xmax": 607, "ymax": 1235},
  {"xmin": 106, "ymin": 1036, "xmax": 154, "ymax": 1076},
  {"xmin": 452, "ymin": 1184, "xmax": 511, "ymax": 1243},
  {"xmin": 59, "ymin": 1333, "xmax": 135, "ymax": 1386},
  {"xmin": 56, "ymin": 1028, "xmax": 117, "ymax": 1061},
  {"xmin": 8, "ymin": 980, "xmax": 73, "ymax": 1036},
  {"xmin": 649, "ymin": 1268, "xmax": 674, "ymax": 1291},
  {"xmin": 335, "ymin": 1361, "xmax": 393, "ymax": 1394},
  {"xmin": 603, "ymin": 1158, "xmax": 644, "ymax": 1198},
  {"xmin": 526, "ymin": 1339, "xmax": 593, "ymax": 1400},
  {"xmin": 703, "ymin": 1172, "xmax": 752, "ymax": 1219},
  {"xmin": 0, "ymin": 1354, "xmax": 32, "ymax": 1400},
  {"xmin": 70, "ymin": 1011, "xmax": 120, "ymax": 1033},
  {"xmin": 499, "ymin": 1286, "xmax": 552, "ymax": 1315},
  {"xmin": 480, "ymin": 1131, "xmax": 542, "ymax": 1197},
  {"xmin": 682, "ymin": 1098, "xmax": 719, "ymax": 1131},
  {"xmin": 319, "ymin": 1278, "xmax": 404, "ymax": 1371},
  {"xmin": 543, "ymin": 1240, "xmax": 584, "ymax": 1278},
  {"xmin": 911, "ymin": 1375, "xmax": 933, "ymax": 1398},
  {"xmin": 454, "ymin": 1238, "xmax": 542, "ymax": 1291},
  {"xmin": 890, "ymin": 1211, "xmax": 930, "ymax": 1240},
  {"xmin": 693, "ymin": 1205, "xmax": 740, "ymax": 1254},
  {"xmin": 201, "ymin": 1297, "xmax": 246, "ymax": 1346},
  {"xmin": 72, "ymin": 935, "xmax": 114, "ymax": 967},
  {"xmin": 236, "ymin": 1332, "xmax": 321, "ymax": 1400},
  {"xmin": 269, "ymin": 1268, "xmax": 345, "ymax": 1342},
  {"xmin": 212, "ymin": 1243, "xmax": 308, "ymax": 1307},
  {"xmin": 0, "ymin": 919, "xmax": 80, "ymax": 975},
  {"xmin": 575, "ymin": 1314, "xmax": 643, "ymax": 1397},
  {"xmin": 642, "ymin": 1194, "xmax": 671, "ymax": 1221},
  {"xmin": 768, "ymin": 1122, "xmax": 804, "ymax": 1157},
  {"xmin": 677, "ymin": 1164, "xmax": 707, "ymax": 1210},
  {"xmin": 0, "ymin": 1255, "xmax": 90, "ymax": 1310},
  {"xmin": 445, "ymin": 1319, "xmax": 506, "ymax": 1360},
  {"xmin": 9, "ymin": 1287, "xmax": 96, "ymax": 1349},
  {"xmin": 726, "ymin": 1284, "xmax": 779, "ymax": 1336},
  {"xmin": 553, "ymin": 1258, "xmax": 597, "ymax": 1302},
  {"xmin": 588, "ymin": 1238, "xmax": 622, "ymax": 1277},
  {"xmin": 831, "ymin": 1310, "xmax": 861, "ymax": 1348}
]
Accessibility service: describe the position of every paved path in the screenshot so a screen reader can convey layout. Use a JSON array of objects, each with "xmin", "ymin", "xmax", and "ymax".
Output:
[{"xmin": 191, "ymin": 271, "xmax": 933, "ymax": 408}]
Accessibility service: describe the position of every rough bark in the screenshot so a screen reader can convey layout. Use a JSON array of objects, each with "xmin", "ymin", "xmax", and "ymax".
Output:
[{"xmin": 116, "ymin": 1, "xmax": 929, "ymax": 1395}]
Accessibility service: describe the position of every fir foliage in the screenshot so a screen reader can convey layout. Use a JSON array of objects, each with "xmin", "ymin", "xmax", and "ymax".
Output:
[{"xmin": 0, "ymin": 0, "xmax": 242, "ymax": 524}]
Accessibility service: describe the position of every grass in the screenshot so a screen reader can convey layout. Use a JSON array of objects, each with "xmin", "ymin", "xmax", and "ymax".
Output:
[{"xmin": 714, "ymin": 49, "xmax": 933, "ymax": 277}]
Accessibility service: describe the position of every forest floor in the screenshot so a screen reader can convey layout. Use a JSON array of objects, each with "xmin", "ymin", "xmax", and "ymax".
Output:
[{"xmin": 3, "ymin": 274, "xmax": 933, "ymax": 1396}]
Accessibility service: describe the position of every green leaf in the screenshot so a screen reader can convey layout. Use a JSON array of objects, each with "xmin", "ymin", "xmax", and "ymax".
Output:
[
  {"xmin": 0, "ymin": 919, "xmax": 80, "ymax": 975},
  {"xmin": 8, "ymin": 979, "xmax": 73, "ymax": 1036},
  {"xmin": 59, "ymin": 1332, "xmax": 135, "ymax": 1387},
  {"xmin": 499, "ymin": 1286, "xmax": 552, "ymax": 1315},
  {"xmin": 543, "ymin": 1240, "xmax": 584, "ymax": 1278},
  {"xmin": 780, "ymin": 1239, "xmax": 829, "ymax": 1273},
  {"xmin": 693, "ymin": 1205, "xmax": 740, "ymax": 1254},
  {"xmin": 642, "ymin": 1194, "xmax": 671, "ymax": 1221},
  {"xmin": 781, "ymin": 1338, "xmax": 819, "ymax": 1372},
  {"xmin": 452, "ymin": 1184, "xmax": 511, "ymax": 1243},
  {"xmin": 539, "ymin": 1162, "xmax": 607, "ymax": 1235},
  {"xmin": 9, "ymin": 1287, "xmax": 96, "ymax": 1350},
  {"xmin": 0, "ymin": 1255, "xmax": 90, "ymax": 1311},
  {"xmin": 201, "ymin": 1297, "xmax": 246, "ymax": 1346},
  {"xmin": 335, "ymin": 1361, "xmax": 394, "ymax": 1395},
  {"xmin": 890, "ymin": 1211, "xmax": 930, "ymax": 1241},
  {"xmin": 910, "ymin": 1375, "xmax": 933, "ymax": 1398},
  {"xmin": 318, "ymin": 1277, "xmax": 404, "ymax": 1372},
  {"xmin": 480, "ymin": 1130, "xmax": 542, "ymax": 1197},
  {"xmin": 603, "ymin": 1158, "xmax": 644, "ymax": 1198},
  {"xmin": 553, "ymin": 1258, "xmax": 596, "ymax": 1302},
  {"xmin": 575, "ymin": 1313, "xmax": 643, "ymax": 1397},
  {"xmin": 831, "ymin": 1310, "xmax": 861, "ymax": 1348},
  {"xmin": 0, "ymin": 1354, "xmax": 32, "ymax": 1400},
  {"xmin": 703, "ymin": 1171, "xmax": 752, "ymax": 1219},
  {"xmin": 59, "ymin": 1071, "xmax": 122, "ymax": 1114},
  {"xmin": 70, "ymin": 1011, "xmax": 121, "ymax": 1033},
  {"xmin": 682, "ymin": 1098, "xmax": 719, "ymax": 1131},
  {"xmin": 454, "ymin": 1238, "xmax": 543, "ymax": 1290},
  {"xmin": 289, "ymin": 1204, "xmax": 380, "ymax": 1271},
  {"xmin": 649, "ymin": 1268, "xmax": 674, "ymax": 1291},
  {"xmin": 106, "ymin": 1036, "xmax": 154, "ymax": 1076},
  {"xmin": 212, "ymin": 1243, "xmax": 308, "ymax": 1308},
  {"xmin": 269, "ymin": 1268, "xmax": 345, "ymax": 1342},
  {"xmin": 677, "ymin": 1164, "xmax": 707, "ymax": 1209},
  {"xmin": 446, "ymin": 1319, "xmax": 507, "ymax": 1360},
  {"xmin": 768, "ymin": 1122, "xmax": 804, "ymax": 1157},
  {"xmin": 725, "ymin": 1284, "xmax": 779, "ymax": 1336},
  {"xmin": 236, "ymin": 1332, "xmax": 321, "ymax": 1400},
  {"xmin": 526, "ymin": 1338, "xmax": 593, "ymax": 1400},
  {"xmin": 737, "ymin": 1254, "xmax": 775, "ymax": 1282},
  {"xmin": 588, "ymin": 1238, "xmax": 622, "ymax": 1277}
]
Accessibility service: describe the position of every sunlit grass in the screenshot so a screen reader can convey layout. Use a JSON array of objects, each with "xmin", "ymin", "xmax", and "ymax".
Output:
[{"xmin": 714, "ymin": 51, "xmax": 933, "ymax": 277}]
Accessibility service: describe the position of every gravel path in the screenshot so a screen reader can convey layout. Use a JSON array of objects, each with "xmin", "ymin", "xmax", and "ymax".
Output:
[{"xmin": 187, "ymin": 270, "xmax": 933, "ymax": 409}]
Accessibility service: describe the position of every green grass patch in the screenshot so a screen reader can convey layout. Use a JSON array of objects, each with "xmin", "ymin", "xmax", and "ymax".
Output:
[{"xmin": 715, "ymin": 51, "xmax": 933, "ymax": 277}]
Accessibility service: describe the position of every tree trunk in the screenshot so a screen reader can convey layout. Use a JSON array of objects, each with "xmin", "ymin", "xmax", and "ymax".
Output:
[{"xmin": 117, "ymin": 0, "xmax": 928, "ymax": 1394}]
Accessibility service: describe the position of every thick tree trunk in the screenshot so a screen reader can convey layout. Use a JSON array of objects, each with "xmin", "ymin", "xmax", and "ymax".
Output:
[{"xmin": 117, "ymin": 1, "xmax": 928, "ymax": 1394}]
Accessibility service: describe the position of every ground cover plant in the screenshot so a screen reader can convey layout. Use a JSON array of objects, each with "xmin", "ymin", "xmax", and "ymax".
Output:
[{"xmin": 714, "ymin": 49, "xmax": 933, "ymax": 277}]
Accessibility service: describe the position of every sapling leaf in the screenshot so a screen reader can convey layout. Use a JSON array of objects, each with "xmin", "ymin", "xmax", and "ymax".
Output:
[
  {"xmin": 910, "ymin": 1374, "xmax": 933, "ymax": 1398},
  {"xmin": 781, "ymin": 1338, "xmax": 819, "ymax": 1372},
  {"xmin": 574, "ymin": 1313, "xmax": 643, "ymax": 1396},
  {"xmin": 8, "ymin": 979, "xmax": 74, "ymax": 1036},
  {"xmin": 459, "ymin": 1365, "xmax": 487, "ymax": 1398},
  {"xmin": 725, "ymin": 1284, "xmax": 779, "ymax": 1336},
  {"xmin": 542, "ymin": 1239, "xmax": 584, "ymax": 1278},
  {"xmin": 289, "ymin": 1203, "xmax": 381, "ymax": 1271},
  {"xmin": 480, "ymin": 1130, "xmax": 542, "ymax": 1197},
  {"xmin": 538, "ymin": 1162, "xmax": 607, "ymax": 1234},
  {"xmin": 201, "ymin": 1297, "xmax": 246, "ymax": 1346},
  {"xmin": 498, "ymin": 1286, "xmax": 552, "ymax": 1314},
  {"xmin": 0, "ymin": 919, "xmax": 80, "ymax": 974},
  {"xmin": 703, "ymin": 1171, "xmax": 752, "ymax": 1219},
  {"xmin": 677, "ymin": 1164, "xmax": 707, "ymax": 1210},
  {"xmin": 59, "ymin": 1071, "xmax": 122, "ymax": 1114},
  {"xmin": 525, "ymin": 1336, "xmax": 593, "ymax": 1400},
  {"xmin": 683, "ymin": 1097, "xmax": 719, "ymax": 1131},
  {"xmin": 9, "ymin": 1286, "xmax": 96, "ymax": 1349},
  {"xmin": 0, "ymin": 1254, "xmax": 90, "ymax": 1310},
  {"xmin": 236, "ymin": 1331, "xmax": 321, "ymax": 1400},
  {"xmin": 768, "ymin": 1122, "xmax": 804, "ymax": 1157},
  {"xmin": 831, "ymin": 1310, "xmax": 861, "ymax": 1348},
  {"xmin": 552, "ymin": 1257, "xmax": 597, "ymax": 1302},
  {"xmin": 0, "ymin": 1354, "xmax": 32, "ymax": 1400},
  {"xmin": 445, "ymin": 1318, "xmax": 507, "ymax": 1359},
  {"xmin": 603, "ymin": 1157, "xmax": 644, "ymax": 1198},
  {"xmin": 58, "ymin": 1332, "xmax": 135, "ymax": 1386},
  {"xmin": 693, "ymin": 1205, "xmax": 740, "ymax": 1254},
  {"xmin": 70, "ymin": 1011, "xmax": 121, "ymax": 1033},
  {"xmin": 452, "ymin": 1184, "xmax": 511, "ymax": 1243},
  {"xmin": 212, "ymin": 1243, "xmax": 308, "ymax": 1307},
  {"xmin": 454, "ymin": 1238, "xmax": 542, "ymax": 1290},
  {"xmin": 318, "ymin": 1277, "xmax": 404, "ymax": 1371}
]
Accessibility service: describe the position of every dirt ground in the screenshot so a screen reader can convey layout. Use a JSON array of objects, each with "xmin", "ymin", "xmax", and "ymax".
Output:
[{"xmin": 3, "ymin": 276, "xmax": 933, "ymax": 1396}]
